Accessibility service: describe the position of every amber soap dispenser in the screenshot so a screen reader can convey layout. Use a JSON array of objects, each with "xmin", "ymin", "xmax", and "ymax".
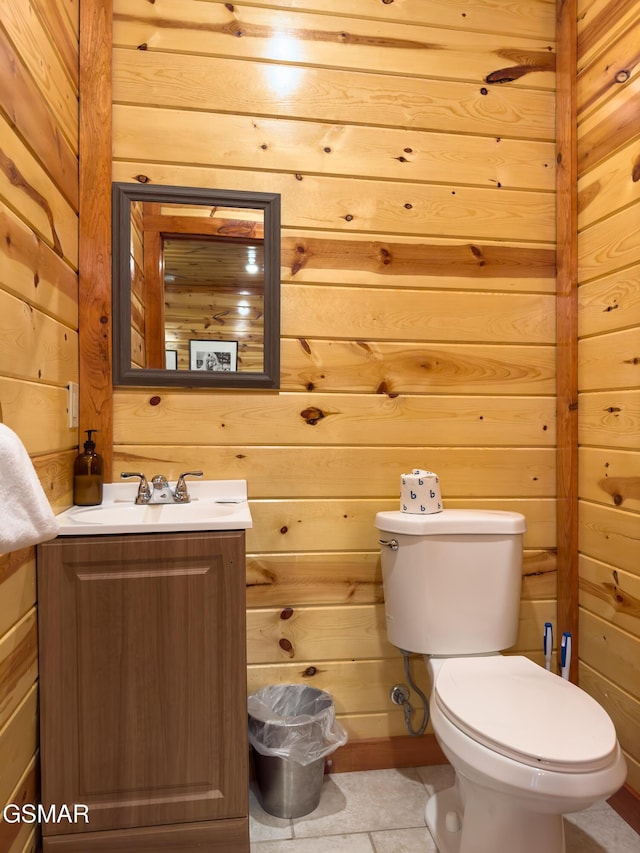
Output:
[{"xmin": 73, "ymin": 429, "xmax": 104, "ymax": 506}]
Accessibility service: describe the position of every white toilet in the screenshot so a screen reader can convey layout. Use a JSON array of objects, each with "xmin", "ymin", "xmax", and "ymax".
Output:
[{"xmin": 376, "ymin": 508, "xmax": 626, "ymax": 853}]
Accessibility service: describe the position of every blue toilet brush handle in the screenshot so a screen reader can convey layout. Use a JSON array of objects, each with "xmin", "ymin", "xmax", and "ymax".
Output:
[
  {"xmin": 543, "ymin": 622, "xmax": 553, "ymax": 671},
  {"xmin": 561, "ymin": 632, "xmax": 572, "ymax": 680}
]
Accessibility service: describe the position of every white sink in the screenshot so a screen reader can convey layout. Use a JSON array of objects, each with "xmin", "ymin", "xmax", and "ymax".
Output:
[{"xmin": 56, "ymin": 480, "xmax": 252, "ymax": 535}]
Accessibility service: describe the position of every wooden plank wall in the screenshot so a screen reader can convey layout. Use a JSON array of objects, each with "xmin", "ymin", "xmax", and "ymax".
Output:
[
  {"xmin": 110, "ymin": 0, "xmax": 559, "ymax": 744},
  {"xmin": 0, "ymin": 0, "xmax": 79, "ymax": 849},
  {"xmin": 130, "ymin": 199, "xmax": 146, "ymax": 368},
  {"xmin": 576, "ymin": 0, "xmax": 640, "ymax": 794}
]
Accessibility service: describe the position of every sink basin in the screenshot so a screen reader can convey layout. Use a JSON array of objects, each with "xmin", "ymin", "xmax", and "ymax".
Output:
[{"xmin": 56, "ymin": 480, "xmax": 252, "ymax": 535}]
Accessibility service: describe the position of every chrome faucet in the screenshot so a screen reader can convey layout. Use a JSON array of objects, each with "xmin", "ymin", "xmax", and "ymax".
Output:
[
  {"xmin": 149, "ymin": 474, "xmax": 174, "ymax": 504},
  {"xmin": 121, "ymin": 471, "xmax": 203, "ymax": 504}
]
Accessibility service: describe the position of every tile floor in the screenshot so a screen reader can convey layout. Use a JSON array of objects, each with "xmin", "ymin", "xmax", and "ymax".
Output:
[{"xmin": 249, "ymin": 765, "xmax": 639, "ymax": 853}]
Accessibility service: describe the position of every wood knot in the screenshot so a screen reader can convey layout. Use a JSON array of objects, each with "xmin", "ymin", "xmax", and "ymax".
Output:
[
  {"xmin": 280, "ymin": 607, "xmax": 294, "ymax": 620},
  {"xmin": 303, "ymin": 666, "xmax": 317, "ymax": 677},
  {"xmin": 301, "ymin": 406, "xmax": 325, "ymax": 425},
  {"xmin": 376, "ymin": 381, "xmax": 397, "ymax": 396},
  {"xmin": 279, "ymin": 638, "xmax": 294, "ymax": 657},
  {"xmin": 149, "ymin": 396, "xmax": 161, "ymax": 406}
]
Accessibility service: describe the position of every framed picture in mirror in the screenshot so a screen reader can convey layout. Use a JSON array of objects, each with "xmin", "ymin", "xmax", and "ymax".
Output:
[{"xmin": 189, "ymin": 340, "xmax": 238, "ymax": 372}]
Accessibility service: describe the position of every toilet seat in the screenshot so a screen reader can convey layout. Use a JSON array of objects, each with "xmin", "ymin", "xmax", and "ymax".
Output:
[{"xmin": 434, "ymin": 656, "xmax": 618, "ymax": 773}]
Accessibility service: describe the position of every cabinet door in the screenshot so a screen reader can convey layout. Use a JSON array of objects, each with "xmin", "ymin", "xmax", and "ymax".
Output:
[{"xmin": 38, "ymin": 532, "xmax": 247, "ymax": 836}]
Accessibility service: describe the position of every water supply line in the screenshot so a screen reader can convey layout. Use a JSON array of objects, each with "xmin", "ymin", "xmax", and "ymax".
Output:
[{"xmin": 390, "ymin": 650, "xmax": 430, "ymax": 737}]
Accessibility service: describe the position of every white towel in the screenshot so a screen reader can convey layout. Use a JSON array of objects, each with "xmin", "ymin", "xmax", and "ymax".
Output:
[{"xmin": 0, "ymin": 424, "xmax": 59, "ymax": 552}]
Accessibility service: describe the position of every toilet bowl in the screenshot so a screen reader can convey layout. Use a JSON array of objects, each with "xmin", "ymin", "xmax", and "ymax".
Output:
[{"xmin": 425, "ymin": 656, "xmax": 627, "ymax": 853}]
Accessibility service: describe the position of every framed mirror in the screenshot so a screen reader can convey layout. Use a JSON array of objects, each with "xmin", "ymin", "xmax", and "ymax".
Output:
[{"xmin": 112, "ymin": 182, "xmax": 281, "ymax": 388}]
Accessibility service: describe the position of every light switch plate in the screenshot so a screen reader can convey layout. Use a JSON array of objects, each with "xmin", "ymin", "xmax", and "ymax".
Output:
[{"xmin": 67, "ymin": 381, "xmax": 79, "ymax": 428}]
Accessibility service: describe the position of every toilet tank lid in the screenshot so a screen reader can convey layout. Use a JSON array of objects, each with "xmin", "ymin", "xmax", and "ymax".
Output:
[{"xmin": 375, "ymin": 509, "xmax": 527, "ymax": 535}]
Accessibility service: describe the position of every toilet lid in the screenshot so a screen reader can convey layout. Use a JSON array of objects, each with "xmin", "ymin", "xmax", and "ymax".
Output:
[{"xmin": 434, "ymin": 656, "xmax": 618, "ymax": 772}]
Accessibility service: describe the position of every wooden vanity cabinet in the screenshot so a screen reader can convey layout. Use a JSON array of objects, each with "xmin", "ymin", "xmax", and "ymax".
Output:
[{"xmin": 37, "ymin": 531, "xmax": 249, "ymax": 852}]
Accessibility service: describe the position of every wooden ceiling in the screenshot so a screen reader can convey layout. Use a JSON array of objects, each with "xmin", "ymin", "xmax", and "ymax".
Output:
[{"xmin": 163, "ymin": 236, "xmax": 265, "ymax": 296}]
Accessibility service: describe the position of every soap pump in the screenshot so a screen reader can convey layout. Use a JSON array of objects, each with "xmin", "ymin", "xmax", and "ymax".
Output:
[{"xmin": 73, "ymin": 429, "xmax": 104, "ymax": 506}]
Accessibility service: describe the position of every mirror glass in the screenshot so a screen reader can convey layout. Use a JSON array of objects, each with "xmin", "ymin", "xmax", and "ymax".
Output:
[{"xmin": 112, "ymin": 182, "xmax": 281, "ymax": 388}]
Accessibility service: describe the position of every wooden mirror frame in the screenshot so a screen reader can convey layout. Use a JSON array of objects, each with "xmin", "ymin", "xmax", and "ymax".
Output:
[{"xmin": 112, "ymin": 182, "xmax": 281, "ymax": 389}]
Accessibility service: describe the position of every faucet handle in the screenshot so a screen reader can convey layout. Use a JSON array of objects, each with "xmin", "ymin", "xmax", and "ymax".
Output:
[
  {"xmin": 121, "ymin": 472, "xmax": 151, "ymax": 504},
  {"xmin": 174, "ymin": 471, "xmax": 203, "ymax": 503}
]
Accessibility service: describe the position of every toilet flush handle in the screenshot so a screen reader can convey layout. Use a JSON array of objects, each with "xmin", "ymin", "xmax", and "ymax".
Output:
[{"xmin": 379, "ymin": 538, "xmax": 399, "ymax": 551}]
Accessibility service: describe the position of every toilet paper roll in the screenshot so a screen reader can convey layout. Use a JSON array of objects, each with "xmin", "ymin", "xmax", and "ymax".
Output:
[{"xmin": 400, "ymin": 469, "xmax": 442, "ymax": 514}]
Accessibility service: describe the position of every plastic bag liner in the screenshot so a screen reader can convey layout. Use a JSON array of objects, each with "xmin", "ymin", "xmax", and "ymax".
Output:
[{"xmin": 248, "ymin": 684, "xmax": 348, "ymax": 767}]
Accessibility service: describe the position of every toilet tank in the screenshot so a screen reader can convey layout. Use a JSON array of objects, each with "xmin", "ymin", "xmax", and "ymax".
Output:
[{"xmin": 375, "ymin": 509, "xmax": 527, "ymax": 655}]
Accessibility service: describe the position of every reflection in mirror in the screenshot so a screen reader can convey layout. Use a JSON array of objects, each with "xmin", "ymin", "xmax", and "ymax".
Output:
[{"xmin": 112, "ymin": 183, "xmax": 280, "ymax": 388}]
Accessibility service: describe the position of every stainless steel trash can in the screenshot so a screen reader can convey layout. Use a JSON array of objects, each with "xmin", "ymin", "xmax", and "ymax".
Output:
[
  {"xmin": 248, "ymin": 685, "xmax": 342, "ymax": 818},
  {"xmin": 251, "ymin": 750, "xmax": 325, "ymax": 818}
]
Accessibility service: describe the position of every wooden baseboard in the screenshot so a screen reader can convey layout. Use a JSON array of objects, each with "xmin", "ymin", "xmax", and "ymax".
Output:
[
  {"xmin": 608, "ymin": 783, "xmax": 640, "ymax": 835},
  {"xmin": 326, "ymin": 734, "xmax": 447, "ymax": 774}
]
